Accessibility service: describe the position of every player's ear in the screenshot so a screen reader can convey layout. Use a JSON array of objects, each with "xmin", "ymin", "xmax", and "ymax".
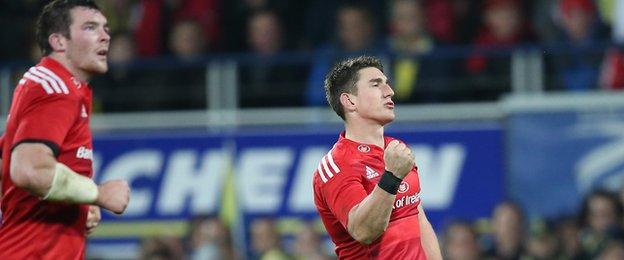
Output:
[
  {"xmin": 48, "ymin": 33, "xmax": 67, "ymax": 52},
  {"xmin": 340, "ymin": 93, "xmax": 356, "ymax": 113}
]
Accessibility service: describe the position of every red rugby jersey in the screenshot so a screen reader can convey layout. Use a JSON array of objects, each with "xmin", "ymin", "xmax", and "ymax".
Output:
[
  {"xmin": 313, "ymin": 132, "xmax": 426, "ymax": 259},
  {"xmin": 0, "ymin": 57, "xmax": 94, "ymax": 260}
]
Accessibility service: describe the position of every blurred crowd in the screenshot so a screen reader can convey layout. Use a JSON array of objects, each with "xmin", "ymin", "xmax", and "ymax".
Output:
[
  {"xmin": 439, "ymin": 189, "xmax": 624, "ymax": 260},
  {"xmin": 2, "ymin": 0, "xmax": 624, "ymax": 111},
  {"xmin": 136, "ymin": 188, "xmax": 624, "ymax": 260},
  {"xmin": 136, "ymin": 216, "xmax": 333, "ymax": 260}
]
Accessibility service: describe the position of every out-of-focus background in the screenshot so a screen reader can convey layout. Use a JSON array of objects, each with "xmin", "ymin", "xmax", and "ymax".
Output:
[{"xmin": 2, "ymin": 0, "xmax": 624, "ymax": 259}]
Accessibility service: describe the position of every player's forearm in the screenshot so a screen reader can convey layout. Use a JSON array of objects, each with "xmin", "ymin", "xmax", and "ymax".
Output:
[
  {"xmin": 10, "ymin": 144, "xmax": 56, "ymax": 196},
  {"xmin": 347, "ymin": 186, "xmax": 395, "ymax": 244},
  {"xmin": 421, "ymin": 221, "xmax": 442, "ymax": 260},
  {"xmin": 419, "ymin": 206, "xmax": 442, "ymax": 260}
]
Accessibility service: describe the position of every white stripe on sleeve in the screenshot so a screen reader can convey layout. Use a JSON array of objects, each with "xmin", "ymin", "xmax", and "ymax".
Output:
[
  {"xmin": 29, "ymin": 68, "xmax": 62, "ymax": 93},
  {"xmin": 317, "ymin": 164, "xmax": 328, "ymax": 183},
  {"xmin": 36, "ymin": 66, "xmax": 69, "ymax": 94},
  {"xmin": 327, "ymin": 151, "xmax": 340, "ymax": 173},
  {"xmin": 322, "ymin": 156, "xmax": 334, "ymax": 178},
  {"xmin": 23, "ymin": 73, "xmax": 54, "ymax": 94}
]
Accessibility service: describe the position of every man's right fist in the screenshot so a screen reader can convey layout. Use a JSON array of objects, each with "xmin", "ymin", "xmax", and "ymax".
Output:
[
  {"xmin": 383, "ymin": 140, "xmax": 415, "ymax": 179},
  {"xmin": 95, "ymin": 180, "xmax": 130, "ymax": 214}
]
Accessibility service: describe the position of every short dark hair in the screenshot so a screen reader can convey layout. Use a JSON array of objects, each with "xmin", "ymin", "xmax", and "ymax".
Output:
[
  {"xmin": 36, "ymin": 0, "xmax": 101, "ymax": 56},
  {"xmin": 324, "ymin": 56, "xmax": 384, "ymax": 120}
]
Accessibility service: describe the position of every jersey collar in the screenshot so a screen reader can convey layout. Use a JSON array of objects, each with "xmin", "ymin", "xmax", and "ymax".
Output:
[
  {"xmin": 39, "ymin": 57, "xmax": 73, "ymax": 80},
  {"xmin": 39, "ymin": 57, "xmax": 90, "ymax": 89},
  {"xmin": 338, "ymin": 131, "xmax": 393, "ymax": 152}
]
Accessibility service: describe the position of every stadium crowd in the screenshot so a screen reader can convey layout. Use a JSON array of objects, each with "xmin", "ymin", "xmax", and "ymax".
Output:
[
  {"xmin": 136, "ymin": 188, "xmax": 624, "ymax": 260},
  {"xmin": 2, "ymin": 0, "xmax": 624, "ymax": 112}
]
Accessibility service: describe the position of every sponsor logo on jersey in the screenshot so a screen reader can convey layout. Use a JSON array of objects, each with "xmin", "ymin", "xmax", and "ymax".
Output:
[
  {"xmin": 392, "ymin": 193, "xmax": 420, "ymax": 210},
  {"xmin": 76, "ymin": 146, "xmax": 93, "ymax": 160},
  {"xmin": 398, "ymin": 181, "xmax": 410, "ymax": 193},
  {"xmin": 357, "ymin": 144, "xmax": 370, "ymax": 153},
  {"xmin": 365, "ymin": 165, "xmax": 379, "ymax": 179}
]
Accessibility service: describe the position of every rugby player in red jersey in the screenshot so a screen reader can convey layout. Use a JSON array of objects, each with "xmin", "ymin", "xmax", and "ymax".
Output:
[
  {"xmin": 0, "ymin": 1, "xmax": 130, "ymax": 259},
  {"xmin": 313, "ymin": 56, "xmax": 442, "ymax": 259}
]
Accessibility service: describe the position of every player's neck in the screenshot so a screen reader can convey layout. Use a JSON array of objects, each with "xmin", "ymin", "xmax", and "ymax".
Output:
[
  {"xmin": 344, "ymin": 121, "xmax": 385, "ymax": 148},
  {"xmin": 47, "ymin": 53, "xmax": 91, "ymax": 82}
]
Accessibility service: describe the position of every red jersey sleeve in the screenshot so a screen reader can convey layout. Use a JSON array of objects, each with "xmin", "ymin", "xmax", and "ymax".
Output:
[
  {"xmin": 12, "ymin": 83, "xmax": 79, "ymax": 156},
  {"xmin": 320, "ymin": 152, "xmax": 368, "ymax": 228}
]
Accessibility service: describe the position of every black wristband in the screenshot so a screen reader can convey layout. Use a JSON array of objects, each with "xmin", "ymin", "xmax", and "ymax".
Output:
[{"xmin": 377, "ymin": 170, "xmax": 402, "ymax": 195}]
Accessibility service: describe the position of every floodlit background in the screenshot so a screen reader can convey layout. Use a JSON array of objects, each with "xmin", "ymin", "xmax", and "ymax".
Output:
[{"xmin": 2, "ymin": 0, "xmax": 624, "ymax": 259}]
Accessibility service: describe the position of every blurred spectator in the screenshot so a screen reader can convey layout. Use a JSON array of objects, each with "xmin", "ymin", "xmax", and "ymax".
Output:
[
  {"xmin": 422, "ymin": 0, "xmax": 456, "ymax": 44},
  {"xmin": 250, "ymin": 218, "xmax": 290, "ymax": 260},
  {"xmin": 186, "ymin": 215, "xmax": 236, "ymax": 260},
  {"xmin": 139, "ymin": 236, "xmax": 185, "ymax": 260},
  {"xmin": 221, "ymin": 0, "xmax": 271, "ymax": 53},
  {"xmin": 578, "ymin": 190, "xmax": 624, "ymax": 258},
  {"xmin": 247, "ymin": 10, "xmax": 282, "ymax": 56},
  {"xmin": 556, "ymin": 217, "xmax": 587, "ymax": 259},
  {"xmin": 443, "ymin": 221, "xmax": 482, "ymax": 260},
  {"xmin": 133, "ymin": 0, "xmax": 220, "ymax": 57},
  {"xmin": 387, "ymin": 0, "xmax": 458, "ymax": 103},
  {"xmin": 91, "ymin": 32, "xmax": 166, "ymax": 112},
  {"xmin": 292, "ymin": 222, "xmax": 331, "ymax": 260},
  {"xmin": 97, "ymin": 0, "xmax": 137, "ymax": 35},
  {"xmin": 161, "ymin": 19, "xmax": 208, "ymax": 109},
  {"xmin": 94, "ymin": 19, "xmax": 208, "ymax": 111},
  {"xmin": 239, "ymin": 9, "xmax": 308, "ymax": 108},
  {"xmin": 388, "ymin": 0, "xmax": 432, "ymax": 54},
  {"xmin": 471, "ymin": 0, "xmax": 530, "ymax": 54},
  {"xmin": 524, "ymin": 219, "xmax": 560, "ymax": 260},
  {"xmin": 465, "ymin": 0, "xmax": 532, "ymax": 101},
  {"xmin": 169, "ymin": 19, "xmax": 208, "ymax": 61},
  {"xmin": 550, "ymin": 0, "xmax": 607, "ymax": 91},
  {"xmin": 302, "ymin": 0, "xmax": 386, "ymax": 49},
  {"xmin": 486, "ymin": 201, "xmax": 526, "ymax": 260},
  {"xmin": 167, "ymin": 0, "xmax": 221, "ymax": 51},
  {"xmin": 334, "ymin": 4, "xmax": 379, "ymax": 53},
  {"xmin": 580, "ymin": 190, "xmax": 624, "ymax": 234},
  {"xmin": 221, "ymin": 0, "xmax": 301, "ymax": 52},
  {"xmin": 305, "ymin": 4, "xmax": 382, "ymax": 106},
  {"xmin": 558, "ymin": 0, "xmax": 603, "ymax": 42}
]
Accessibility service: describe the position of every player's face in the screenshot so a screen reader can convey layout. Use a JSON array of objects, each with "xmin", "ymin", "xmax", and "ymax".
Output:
[
  {"xmin": 65, "ymin": 7, "xmax": 110, "ymax": 76},
  {"xmin": 352, "ymin": 67, "xmax": 395, "ymax": 125}
]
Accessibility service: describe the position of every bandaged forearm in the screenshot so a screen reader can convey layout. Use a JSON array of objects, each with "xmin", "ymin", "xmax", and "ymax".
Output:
[{"xmin": 42, "ymin": 163, "xmax": 98, "ymax": 204}]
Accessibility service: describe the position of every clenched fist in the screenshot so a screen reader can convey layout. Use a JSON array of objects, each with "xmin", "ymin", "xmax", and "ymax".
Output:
[
  {"xmin": 95, "ymin": 180, "xmax": 130, "ymax": 214},
  {"xmin": 384, "ymin": 140, "xmax": 415, "ymax": 179}
]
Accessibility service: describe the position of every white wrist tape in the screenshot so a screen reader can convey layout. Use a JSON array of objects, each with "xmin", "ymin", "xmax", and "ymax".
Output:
[{"xmin": 42, "ymin": 163, "xmax": 98, "ymax": 204}]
